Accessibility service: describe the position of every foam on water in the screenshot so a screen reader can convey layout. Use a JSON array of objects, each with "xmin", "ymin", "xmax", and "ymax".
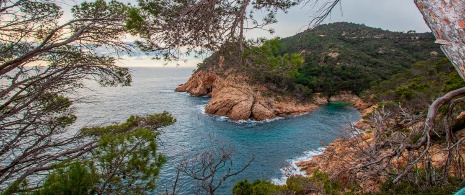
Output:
[
  {"xmin": 271, "ymin": 147, "xmax": 326, "ymax": 185},
  {"xmin": 196, "ymin": 104, "xmax": 208, "ymax": 114},
  {"xmin": 160, "ymin": 89, "xmax": 175, "ymax": 93},
  {"xmin": 290, "ymin": 112, "xmax": 310, "ymax": 118}
]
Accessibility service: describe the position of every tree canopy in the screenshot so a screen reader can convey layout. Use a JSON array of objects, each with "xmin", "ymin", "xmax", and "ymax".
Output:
[{"xmin": 0, "ymin": 0, "xmax": 174, "ymax": 193}]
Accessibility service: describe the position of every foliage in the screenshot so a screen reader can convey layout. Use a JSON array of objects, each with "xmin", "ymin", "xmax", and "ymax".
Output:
[
  {"xmin": 281, "ymin": 22, "xmax": 444, "ymax": 96},
  {"xmin": 233, "ymin": 179, "xmax": 283, "ymax": 195},
  {"xmin": 34, "ymin": 162, "xmax": 98, "ymax": 195},
  {"xmin": 341, "ymin": 60, "xmax": 465, "ymax": 193},
  {"xmin": 375, "ymin": 178, "xmax": 460, "ymax": 195},
  {"xmin": 306, "ymin": 170, "xmax": 344, "ymax": 194},
  {"xmin": 243, "ymin": 38, "xmax": 305, "ymax": 93},
  {"xmin": 232, "ymin": 171, "xmax": 346, "ymax": 195},
  {"xmin": 0, "ymin": 0, "xmax": 171, "ymax": 192},
  {"xmin": 196, "ymin": 22, "xmax": 443, "ymax": 98},
  {"xmin": 33, "ymin": 112, "xmax": 175, "ymax": 195},
  {"xmin": 127, "ymin": 0, "xmax": 300, "ymax": 61},
  {"xmin": 363, "ymin": 58, "xmax": 465, "ymax": 114}
]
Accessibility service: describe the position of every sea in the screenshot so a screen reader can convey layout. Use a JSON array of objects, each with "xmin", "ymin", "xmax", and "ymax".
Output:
[{"xmin": 72, "ymin": 67, "xmax": 361, "ymax": 194}]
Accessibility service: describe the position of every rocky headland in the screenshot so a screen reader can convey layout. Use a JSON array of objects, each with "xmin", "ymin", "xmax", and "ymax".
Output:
[
  {"xmin": 175, "ymin": 67, "xmax": 374, "ymax": 121},
  {"xmin": 175, "ymin": 69, "xmax": 318, "ymax": 121}
]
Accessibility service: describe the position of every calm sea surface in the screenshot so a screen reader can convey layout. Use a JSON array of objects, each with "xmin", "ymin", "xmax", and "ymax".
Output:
[{"xmin": 72, "ymin": 67, "xmax": 361, "ymax": 194}]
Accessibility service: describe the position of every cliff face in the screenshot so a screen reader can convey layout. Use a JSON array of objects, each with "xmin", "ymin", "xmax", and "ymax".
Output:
[
  {"xmin": 175, "ymin": 71, "xmax": 218, "ymax": 97},
  {"xmin": 175, "ymin": 70, "xmax": 317, "ymax": 121}
]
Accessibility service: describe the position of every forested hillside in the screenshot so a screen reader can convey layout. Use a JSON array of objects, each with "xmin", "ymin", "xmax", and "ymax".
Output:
[
  {"xmin": 364, "ymin": 58, "xmax": 465, "ymax": 113},
  {"xmin": 280, "ymin": 22, "xmax": 444, "ymax": 95}
]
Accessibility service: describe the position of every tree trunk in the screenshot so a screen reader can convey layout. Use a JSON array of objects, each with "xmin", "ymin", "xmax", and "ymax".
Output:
[{"xmin": 415, "ymin": 0, "xmax": 465, "ymax": 80}]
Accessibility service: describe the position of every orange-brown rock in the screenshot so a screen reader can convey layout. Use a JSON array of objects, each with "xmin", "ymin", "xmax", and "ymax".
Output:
[
  {"xmin": 177, "ymin": 70, "xmax": 317, "ymax": 121},
  {"xmin": 328, "ymin": 91, "xmax": 372, "ymax": 110},
  {"xmin": 295, "ymin": 133, "xmax": 385, "ymax": 193},
  {"xmin": 312, "ymin": 93, "xmax": 328, "ymax": 105},
  {"xmin": 296, "ymin": 102, "xmax": 465, "ymax": 193},
  {"xmin": 175, "ymin": 70, "xmax": 219, "ymax": 97}
]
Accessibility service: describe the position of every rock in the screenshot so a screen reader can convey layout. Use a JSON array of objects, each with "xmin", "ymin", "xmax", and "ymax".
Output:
[
  {"xmin": 205, "ymin": 87, "xmax": 254, "ymax": 120},
  {"xmin": 354, "ymin": 120, "xmax": 371, "ymax": 130},
  {"xmin": 275, "ymin": 102, "xmax": 317, "ymax": 116},
  {"xmin": 251, "ymin": 103, "xmax": 276, "ymax": 121},
  {"xmin": 353, "ymin": 98, "xmax": 372, "ymax": 110},
  {"xmin": 175, "ymin": 70, "xmax": 219, "ymax": 96},
  {"xmin": 177, "ymin": 70, "xmax": 317, "ymax": 121},
  {"xmin": 328, "ymin": 91, "xmax": 358, "ymax": 102},
  {"xmin": 328, "ymin": 91, "xmax": 372, "ymax": 110},
  {"xmin": 313, "ymin": 93, "xmax": 328, "ymax": 104}
]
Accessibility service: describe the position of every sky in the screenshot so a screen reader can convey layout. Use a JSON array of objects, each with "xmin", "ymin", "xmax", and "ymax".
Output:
[
  {"xmin": 63, "ymin": 0, "xmax": 431, "ymax": 67},
  {"xmin": 247, "ymin": 0, "xmax": 430, "ymax": 39}
]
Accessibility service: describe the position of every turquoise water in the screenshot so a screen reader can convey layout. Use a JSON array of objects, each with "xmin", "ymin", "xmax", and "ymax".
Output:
[{"xmin": 73, "ymin": 67, "xmax": 361, "ymax": 194}]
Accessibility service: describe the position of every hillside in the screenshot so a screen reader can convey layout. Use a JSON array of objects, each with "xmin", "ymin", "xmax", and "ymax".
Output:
[
  {"xmin": 363, "ymin": 58, "xmax": 465, "ymax": 114},
  {"xmin": 279, "ymin": 22, "xmax": 444, "ymax": 95}
]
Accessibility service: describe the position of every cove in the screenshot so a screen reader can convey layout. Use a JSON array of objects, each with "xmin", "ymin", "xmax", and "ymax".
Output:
[{"xmin": 72, "ymin": 67, "xmax": 361, "ymax": 194}]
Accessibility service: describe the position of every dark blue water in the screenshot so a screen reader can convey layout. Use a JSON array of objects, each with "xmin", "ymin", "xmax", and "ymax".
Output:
[{"xmin": 72, "ymin": 67, "xmax": 361, "ymax": 194}]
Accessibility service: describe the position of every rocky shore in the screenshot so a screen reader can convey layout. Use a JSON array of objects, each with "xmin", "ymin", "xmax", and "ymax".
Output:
[
  {"xmin": 175, "ymin": 69, "xmax": 374, "ymax": 121},
  {"xmin": 295, "ymin": 103, "xmax": 465, "ymax": 193},
  {"xmin": 175, "ymin": 70, "xmax": 318, "ymax": 121}
]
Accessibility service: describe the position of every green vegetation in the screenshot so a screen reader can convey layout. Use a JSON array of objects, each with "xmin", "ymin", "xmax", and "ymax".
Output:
[
  {"xmin": 233, "ymin": 179, "xmax": 283, "ymax": 195},
  {"xmin": 34, "ymin": 162, "xmax": 98, "ymax": 195},
  {"xmin": 363, "ymin": 58, "xmax": 465, "ymax": 114},
  {"xmin": 233, "ymin": 166, "xmax": 461, "ymax": 194},
  {"xmin": 243, "ymin": 38, "xmax": 304, "ymax": 85},
  {"xmin": 2, "ymin": 0, "xmax": 461, "ymax": 193},
  {"xmin": 282, "ymin": 22, "xmax": 443, "ymax": 96},
  {"xmin": 229, "ymin": 37, "xmax": 464, "ymax": 195},
  {"xmin": 233, "ymin": 170, "xmax": 352, "ymax": 195},
  {"xmin": 198, "ymin": 22, "xmax": 443, "ymax": 98},
  {"xmin": 375, "ymin": 178, "xmax": 461, "ymax": 195},
  {"xmin": 242, "ymin": 38, "xmax": 306, "ymax": 95},
  {"xmin": 30, "ymin": 112, "xmax": 175, "ymax": 195}
]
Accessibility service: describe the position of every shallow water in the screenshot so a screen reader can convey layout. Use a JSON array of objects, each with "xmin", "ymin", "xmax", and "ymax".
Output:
[{"xmin": 72, "ymin": 67, "xmax": 361, "ymax": 194}]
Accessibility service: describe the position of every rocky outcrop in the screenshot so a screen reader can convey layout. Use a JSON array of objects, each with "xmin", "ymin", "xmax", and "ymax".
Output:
[
  {"xmin": 312, "ymin": 93, "xmax": 328, "ymax": 105},
  {"xmin": 176, "ymin": 70, "xmax": 317, "ymax": 121},
  {"xmin": 328, "ymin": 91, "xmax": 372, "ymax": 110},
  {"xmin": 312, "ymin": 91, "xmax": 372, "ymax": 111},
  {"xmin": 175, "ymin": 71, "xmax": 218, "ymax": 96},
  {"xmin": 295, "ymin": 133, "xmax": 383, "ymax": 192},
  {"xmin": 296, "ymin": 101, "xmax": 465, "ymax": 193}
]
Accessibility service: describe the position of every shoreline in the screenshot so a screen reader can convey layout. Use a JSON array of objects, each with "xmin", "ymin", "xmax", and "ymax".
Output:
[
  {"xmin": 175, "ymin": 70, "xmax": 319, "ymax": 121},
  {"xmin": 271, "ymin": 147, "xmax": 326, "ymax": 185}
]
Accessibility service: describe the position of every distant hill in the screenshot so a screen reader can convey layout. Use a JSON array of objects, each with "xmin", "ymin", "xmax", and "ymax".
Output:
[{"xmin": 279, "ymin": 22, "xmax": 444, "ymax": 95}]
